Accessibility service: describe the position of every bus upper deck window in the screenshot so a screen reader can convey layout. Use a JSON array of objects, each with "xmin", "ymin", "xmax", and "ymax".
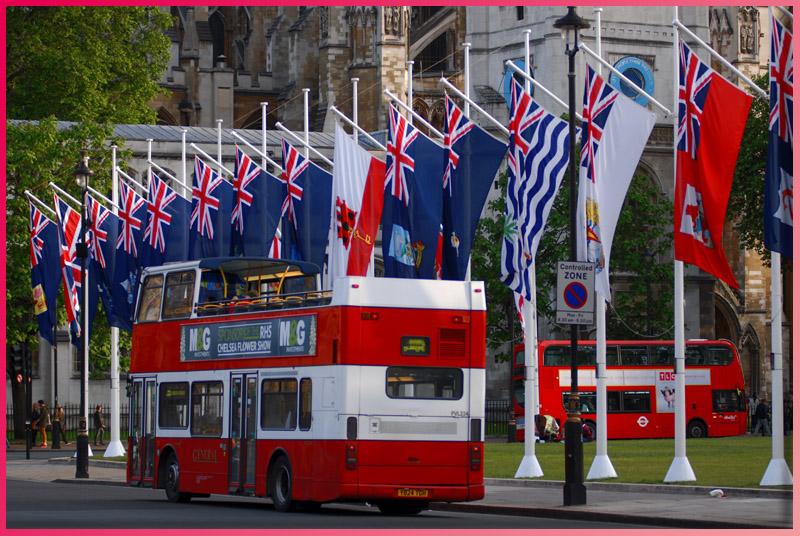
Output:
[{"xmin": 137, "ymin": 274, "xmax": 164, "ymax": 323}]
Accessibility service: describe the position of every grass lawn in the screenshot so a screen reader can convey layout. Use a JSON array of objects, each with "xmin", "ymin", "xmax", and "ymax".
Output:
[{"xmin": 485, "ymin": 435, "xmax": 793, "ymax": 488}]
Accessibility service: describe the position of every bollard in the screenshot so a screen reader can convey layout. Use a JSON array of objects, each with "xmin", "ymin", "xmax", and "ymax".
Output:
[
  {"xmin": 76, "ymin": 416, "xmax": 89, "ymax": 478},
  {"xmin": 507, "ymin": 408, "xmax": 517, "ymax": 443}
]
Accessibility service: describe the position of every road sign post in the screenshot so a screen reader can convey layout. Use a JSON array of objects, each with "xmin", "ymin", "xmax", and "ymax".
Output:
[{"xmin": 556, "ymin": 261, "xmax": 595, "ymax": 325}]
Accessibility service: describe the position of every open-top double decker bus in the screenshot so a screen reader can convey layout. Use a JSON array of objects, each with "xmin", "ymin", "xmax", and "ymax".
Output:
[
  {"xmin": 513, "ymin": 339, "xmax": 748, "ymax": 441},
  {"xmin": 127, "ymin": 257, "xmax": 486, "ymax": 514}
]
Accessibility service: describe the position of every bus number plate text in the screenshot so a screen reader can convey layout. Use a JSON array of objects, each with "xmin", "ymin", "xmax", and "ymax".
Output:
[{"xmin": 396, "ymin": 488, "xmax": 430, "ymax": 498}]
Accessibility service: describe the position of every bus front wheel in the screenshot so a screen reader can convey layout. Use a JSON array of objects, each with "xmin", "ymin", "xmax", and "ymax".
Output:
[
  {"xmin": 687, "ymin": 419, "xmax": 708, "ymax": 439},
  {"xmin": 164, "ymin": 453, "xmax": 191, "ymax": 503},
  {"xmin": 269, "ymin": 456, "xmax": 295, "ymax": 512}
]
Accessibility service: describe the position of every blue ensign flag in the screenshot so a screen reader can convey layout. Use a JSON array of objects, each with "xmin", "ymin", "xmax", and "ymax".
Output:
[
  {"xmin": 142, "ymin": 173, "xmax": 191, "ymax": 268},
  {"xmin": 382, "ymin": 105, "xmax": 447, "ymax": 279},
  {"xmin": 441, "ymin": 96, "xmax": 507, "ymax": 280},
  {"xmin": 112, "ymin": 181, "xmax": 146, "ymax": 331},
  {"xmin": 29, "ymin": 202, "xmax": 62, "ymax": 346},
  {"xmin": 232, "ymin": 147, "xmax": 284, "ymax": 257},
  {"xmin": 191, "ymin": 157, "xmax": 234, "ymax": 259},
  {"xmin": 764, "ymin": 15, "xmax": 793, "ymax": 258}
]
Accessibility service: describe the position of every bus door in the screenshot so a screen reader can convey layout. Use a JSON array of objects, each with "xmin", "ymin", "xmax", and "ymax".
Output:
[
  {"xmin": 229, "ymin": 373, "xmax": 257, "ymax": 493},
  {"xmin": 129, "ymin": 377, "xmax": 157, "ymax": 487}
]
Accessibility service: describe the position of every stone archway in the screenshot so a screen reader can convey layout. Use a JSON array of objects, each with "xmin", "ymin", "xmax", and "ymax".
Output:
[
  {"xmin": 739, "ymin": 324, "xmax": 761, "ymax": 399},
  {"xmin": 714, "ymin": 293, "xmax": 741, "ymax": 344}
]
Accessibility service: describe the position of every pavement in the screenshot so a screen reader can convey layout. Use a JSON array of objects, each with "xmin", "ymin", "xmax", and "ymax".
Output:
[{"xmin": 5, "ymin": 443, "xmax": 793, "ymax": 529}]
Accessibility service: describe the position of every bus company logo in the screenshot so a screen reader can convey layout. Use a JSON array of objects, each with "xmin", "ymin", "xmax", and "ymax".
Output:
[
  {"xmin": 637, "ymin": 416, "xmax": 649, "ymax": 427},
  {"xmin": 279, "ymin": 318, "xmax": 306, "ymax": 351},
  {"xmin": 659, "ymin": 371, "xmax": 675, "ymax": 382},
  {"xmin": 192, "ymin": 448, "xmax": 217, "ymax": 463},
  {"xmin": 188, "ymin": 326, "xmax": 212, "ymax": 355}
]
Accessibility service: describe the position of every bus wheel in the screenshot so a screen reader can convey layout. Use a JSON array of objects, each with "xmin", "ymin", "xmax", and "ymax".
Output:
[
  {"xmin": 687, "ymin": 419, "xmax": 707, "ymax": 439},
  {"xmin": 377, "ymin": 500, "xmax": 427, "ymax": 515},
  {"xmin": 269, "ymin": 457, "xmax": 295, "ymax": 512},
  {"xmin": 164, "ymin": 453, "xmax": 191, "ymax": 503}
]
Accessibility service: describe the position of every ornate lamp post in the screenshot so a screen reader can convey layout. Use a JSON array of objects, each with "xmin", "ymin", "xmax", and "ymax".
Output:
[
  {"xmin": 553, "ymin": 6, "xmax": 589, "ymax": 507},
  {"xmin": 73, "ymin": 153, "xmax": 93, "ymax": 478}
]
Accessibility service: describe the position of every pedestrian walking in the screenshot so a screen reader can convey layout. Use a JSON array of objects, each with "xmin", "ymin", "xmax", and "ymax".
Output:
[
  {"xmin": 56, "ymin": 407, "xmax": 70, "ymax": 445},
  {"xmin": 37, "ymin": 400, "xmax": 50, "ymax": 447},
  {"xmin": 753, "ymin": 398, "xmax": 771, "ymax": 437},
  {"xmin": 93, "ymin": 405, "xmax": 106, "ymax": 446},
  {"xmin": 747, "ymin": 393, "xmax": 757, "ymax": 432}
]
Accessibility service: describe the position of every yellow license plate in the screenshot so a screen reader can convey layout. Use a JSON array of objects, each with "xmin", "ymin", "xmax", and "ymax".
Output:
[{"xmin": 396, "ymin": 488, "xmax": 430, "ymax": 498}]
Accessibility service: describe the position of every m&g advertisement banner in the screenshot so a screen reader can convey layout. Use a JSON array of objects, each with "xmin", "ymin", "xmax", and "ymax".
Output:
[{"xmin": 180, "ymin": 314, "xmax": 317, "ymax": 361}]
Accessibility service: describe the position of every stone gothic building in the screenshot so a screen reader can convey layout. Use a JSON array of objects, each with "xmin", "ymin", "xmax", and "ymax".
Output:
[{"xmin": 148, "ymin": 6, "xmax": 793, "ymax": 401}]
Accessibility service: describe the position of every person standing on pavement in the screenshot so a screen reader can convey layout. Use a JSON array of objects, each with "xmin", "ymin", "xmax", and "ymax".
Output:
[
  {"xmin": 37, "ymin": 400, "xmax": 50, "ymax": 447},
  {"xmin": 93, "ymin": 404, "xmax": 106, "ymax": 446},
  {"xmin": 753, "ymin": 398, "xmax": 771, "ymax": 436}
]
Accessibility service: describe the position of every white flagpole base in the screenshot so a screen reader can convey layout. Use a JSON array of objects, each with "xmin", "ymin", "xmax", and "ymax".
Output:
[
  {"xmin": 103, "ymin": 440, "xmax": 127, "ymax": 458},
  {"xmin": 74, "ymin": 445, "xmax": 93, "ymax": 458},
  {"xmin": 587, "ymin": 454, "xmax": 617, "ymax": 480},
  {"xmin": 514, "ymin": 454, "xmax": 544, "ymax": 478},
  {"xmin": 664, "ymin": 456, "xmax": 696, "ymax": 482},
  {"xmin": 760, "ymin": 458, "xmax": 793, "ymax": 486}
]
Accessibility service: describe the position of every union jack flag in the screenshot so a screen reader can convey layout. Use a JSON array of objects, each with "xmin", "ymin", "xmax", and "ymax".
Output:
[
  {"xmin": 508, "ymin": 79, "xmax": 546, "ymax": 179},
  {"xmin": 385, "ymin": 106, "xmax": 418, "ymax": 205},
  {"xmin": 232, "ymin": 147, "xmax": 260, "ymax": 234},
  {"xmin": 677, "ymin": 41, "xmax": 713, "ymax": 159},
  {"xmin": 580, "ymin": 64, "xmax": 618, "ymax": 183},
  {"xmin": 86, "ymin": 196, "xmax": 110, "ymax": 269},
  {"xmin": 144, "ymin": 173, "xmax": 178, "ymax": 253},
  {"xmin": 443, "ymin": 95, "xmax": 474, "ymax": 194},
  {"xmin": 280, "ymin": 139, "xmax": 307, "ymax": 226},
  {"xmin": 54, "ymin": 194, "xmax": 82, "ymax": 335},
  {"xmin": 192, "ymin": 157, "xmax": 225, "ymax": 239},
  {"xmin": 29, "ymin": 203, "xmax": 52, "ymax": 268},
  {"xmin": 116, "ymin": 181, "xmax": 146, "ymax": 257},
  {"xmin": 769, "ymin": 15, "xmax": 793, "ymax": 144}
]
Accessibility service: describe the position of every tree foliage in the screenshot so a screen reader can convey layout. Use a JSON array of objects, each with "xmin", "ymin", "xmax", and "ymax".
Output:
[
  {"xmin": 6, "ymin": 7, "xmax": 172, "ymax": 378},
  {"xmin": 6, "ymin": 6, "xmax": 172, "ymax": 124}
]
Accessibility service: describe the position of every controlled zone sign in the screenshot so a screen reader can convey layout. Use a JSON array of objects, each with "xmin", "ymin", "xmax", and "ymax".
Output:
[{"xmin": 556, "ymin": 261, "xmax": 595, "ymax": 325}]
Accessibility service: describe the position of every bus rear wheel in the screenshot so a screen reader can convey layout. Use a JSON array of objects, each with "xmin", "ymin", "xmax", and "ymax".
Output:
[
  {"xmin": 377, "ymin": 500, "xmax": 427, "ymax": 515},
  {"xmin": 164, "ymin": 453, "xmax": 191, "ymax": 503},
  {"xmin": 269, "ymin": 456, "xmax": 295, "ymax": 512},
  {"xmin": 687, "ymin": 419, "xmax": 708, "ymax": 439}
]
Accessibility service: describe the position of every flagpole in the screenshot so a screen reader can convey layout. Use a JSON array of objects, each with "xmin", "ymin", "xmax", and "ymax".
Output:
[
  {"xmin": 438, "ymin": 78, "xmax": 509, "ymax": 135},
  {"xmin": 217, "ymin": 119, "xmax": 224, "ymax": 181},
  {"xmin": 328, "ymin": 106, "xmax": 387, "ymax": 151},
  {"xmin": 230, "ymin": 131, "xmax": 283, "ymax": 172},
  {"xmin": 384, "ymin": 91, "xmax": 445, "ymax": 140},
  {"xmin": 302, "ymin": 88, "xmax": 310, "ymax": 159},
  {"xmin": 406, "ymin": 60, "xmax": 414, "ymax": 111},
  {"xmin": 665, "ymin": 6, "xmax": 696, "ymax": 483},
  {"xmin": 587, "ymin": 6, "xmax": 616, "ymax": 481},
  {"xmin": 463, "ymin": 41, "xmax": 472, "ymax": 282},
  {"xmin": 515, "ymin": 268, "xmax": 543, "ymax": 478},
  {"xmin": 261, "ymin": 102, "xmax": 269, "ymax": 171},
  {"xmin": 351, "ymin": 78, "xmax": 359, "ymax": 142},
  {"xmin": 760, "ymin": 251, "xmax": 793, "ymax": 485},
  {"xmin": 274, "ymin": 123, "xmax": 334, "ymax": 168},
  {"xmin": 105, "ymin": 145, "xmax": 125, "ymax": 458},
  {"xmin": 182, "ymin": 129, "xmax": 187, "ymax": 188}
]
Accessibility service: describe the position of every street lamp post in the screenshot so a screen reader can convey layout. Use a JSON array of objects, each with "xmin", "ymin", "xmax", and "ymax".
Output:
[
  {"xmin": 553, "ymin": 6, "xmax": 589, "ymax": 507},
  {"xmin": 73, "ymin": 153, "xmax": 93, "ymax": 479}
]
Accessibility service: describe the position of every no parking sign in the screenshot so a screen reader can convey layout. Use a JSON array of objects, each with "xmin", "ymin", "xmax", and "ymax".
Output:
[{"xmin": 556, "ymin": 261, "xmax": 595, "ymax": 325}]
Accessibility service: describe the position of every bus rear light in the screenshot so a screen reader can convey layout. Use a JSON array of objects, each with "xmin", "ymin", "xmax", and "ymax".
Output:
[
  {"xmin": 346, "ymin": 444, "xmax": 358, "ymax": 470},
  {"xmin": 351, "ymin": 283, "xmax": 360, "ymax": 288},
  {"xmin": 361, "ymin": 312, "xmax": 379, "ymax": 321},
  {"xmin": 470, "ymin": 445, "xmax": 481, "ymax": 471},
  {"xmin": 452, "ymin": 315, "xmax": 471, "ymax": 324}
]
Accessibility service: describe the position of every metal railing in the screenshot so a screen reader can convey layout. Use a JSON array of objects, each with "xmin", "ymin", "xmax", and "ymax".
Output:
[{"xmin": 7, "ymin": 404, "xmax": 129, "ymax": 442}]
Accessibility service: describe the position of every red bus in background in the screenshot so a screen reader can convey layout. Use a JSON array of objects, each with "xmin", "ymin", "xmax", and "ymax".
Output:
[
  {"xmin": 513, "ymin": 339, "xmax": 748, "ymax": 441},
  {"xmin": 127, "ymin": 257, "xmax": 486, "ymax": 515}
]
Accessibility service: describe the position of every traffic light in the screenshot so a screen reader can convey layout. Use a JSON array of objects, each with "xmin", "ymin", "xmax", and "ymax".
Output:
[{"xmin": 11, "ymin": 344, "xmax": 25, "ymax": 382}]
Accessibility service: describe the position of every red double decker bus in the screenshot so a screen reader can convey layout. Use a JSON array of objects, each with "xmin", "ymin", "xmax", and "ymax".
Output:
[
  {"xmin": 126, "ymin": 257, "xmax": 486, "ymax": 514},
  {"xmin": 513, "ymin": 339, "xmax": 748, "ymax": 441}
]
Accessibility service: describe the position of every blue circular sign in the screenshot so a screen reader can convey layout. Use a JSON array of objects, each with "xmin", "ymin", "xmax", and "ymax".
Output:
[
  {"xmin": 503, "ymin": 60, "xmax": 530, "ymax": 109},
  {"xmin": 608, "ymin": 56, "xmax": 654, "ymax": 107},
  {"xmin": 564, "ymin": 282, "xmax": 588, "ymax": 309}
]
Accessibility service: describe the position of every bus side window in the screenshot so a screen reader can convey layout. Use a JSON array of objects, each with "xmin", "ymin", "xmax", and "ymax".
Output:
[
  {"xmin": 162, "ymin": 271, "xmax": 195, "ymax": 320},
  {"xmin": 191, "ymin": 381, "xmax": 223, "ymax": 437},
  {"xmin": 299, "ymin": 378, "xmax": 312, "ymax": 431},
  {"xmin": 137, "ymin": 274, "xmax": 164, "ymax": 323},
  {"xmin": 686, "ymin": 348, "xmax": 704, "ymax": 366},
  {"xmin": 607, "ymin": 392, "xmax": 621, "ymax": 413},
  {"xmin": 261, "ymin": 379, "xmax": 298, "ymax": 430},
  {"xmin": 621, "ymin": 347, "xmax": 648, "ymax": 366}
]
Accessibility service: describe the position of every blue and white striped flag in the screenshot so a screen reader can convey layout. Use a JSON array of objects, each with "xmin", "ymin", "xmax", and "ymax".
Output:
[{"xmin": 501, "ymin": 79, "xmax": 569, "ymax": 301}]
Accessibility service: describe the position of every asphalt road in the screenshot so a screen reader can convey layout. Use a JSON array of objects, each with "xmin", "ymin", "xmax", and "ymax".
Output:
[{"xmin": 6, "ymin": 478, "xmax": 656, "ymax": 530}]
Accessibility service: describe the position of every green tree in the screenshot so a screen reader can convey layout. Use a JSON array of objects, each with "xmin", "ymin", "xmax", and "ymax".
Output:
[
  {"xmin": 7, "ymin": 6, "xmax": 172, "ymax": 124},
  {"xmin": 6, "ymin": 7, "xmax": 171, "ymax": 393}
]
